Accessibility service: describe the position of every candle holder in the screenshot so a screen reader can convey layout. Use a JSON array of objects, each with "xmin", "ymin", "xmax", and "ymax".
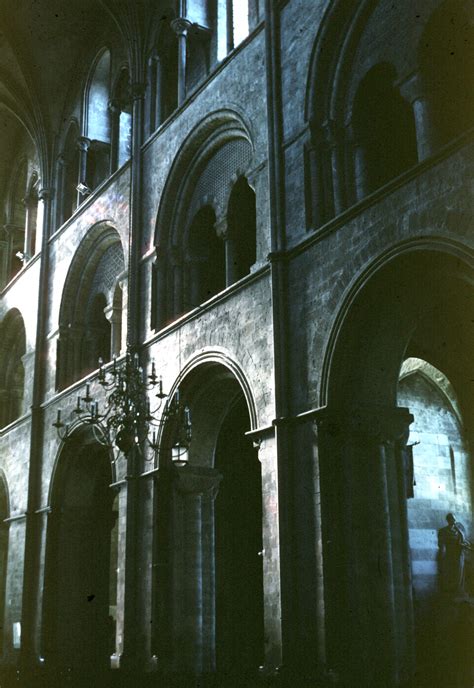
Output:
[{"xmin": 53, "ymin": 347, "xmax": 192, "ymax": 464}]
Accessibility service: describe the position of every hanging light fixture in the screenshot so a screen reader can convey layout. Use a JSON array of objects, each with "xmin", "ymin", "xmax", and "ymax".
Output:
[{"xmin": 52, "ymin": 347, "xmax": 192, "ymax": 465}]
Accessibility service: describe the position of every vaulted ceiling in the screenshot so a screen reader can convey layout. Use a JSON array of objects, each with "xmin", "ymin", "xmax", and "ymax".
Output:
[{"xmin": 0, "ymin": 0, "xmax": 160, "ymax": 196}]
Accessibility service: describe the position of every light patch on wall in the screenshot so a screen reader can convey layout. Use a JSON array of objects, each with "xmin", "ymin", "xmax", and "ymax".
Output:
[
  {"xmin": 429, "ymin": 477, "xmax": 446, "ymax": 495},
  {"xmin": 12, "ymin": 621, "xmax": 21, "ymax": 649},
  {"xmin": 233, "ymin": 0, "xmax": 249, "ymax": 47}
]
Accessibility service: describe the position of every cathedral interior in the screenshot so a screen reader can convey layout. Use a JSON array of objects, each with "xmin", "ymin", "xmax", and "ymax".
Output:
[{"xmin": 0, "ymin": 0, "xmax": 473, "ymax": 686}]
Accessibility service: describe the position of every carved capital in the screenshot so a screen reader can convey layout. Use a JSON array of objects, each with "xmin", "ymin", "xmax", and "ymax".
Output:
[
  {"xmin": 77, "ymin": 136, "xmax": 91, "ymax": 152},
  {"xmin": 171, "ymin": 17, "xmax": 192, "ymax": 37},
  {"xmin": 315, "ymin": 406, "xmax": 413, "ymax": 446},
  {"xmin": 108, "ymin": 98, "xmax": 121, "ymax": 114},
  {"xmin": 322, "ymin": 118, "xmax": 344, "ymax": 147},
  {"xmin": 174, "ymin": 467, "xmax": 222, "ymax": 498},
  {"xmin": 38, "ymin": 187, "xmax": 52, "ymax": 202},
  {"xmin": 130, "ymin": 82, "xmax": 146, "ymax": 101},
  {"xmin": 214, "ymin": 216, "xmax": 228, "ymax": 239},
  {"xmin": 398, "ymin": 71, "xmax": 426, "ymax": 105}
]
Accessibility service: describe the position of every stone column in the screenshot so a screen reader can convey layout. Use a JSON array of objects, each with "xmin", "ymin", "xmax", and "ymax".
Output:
[
  {"xmin": 170, "ymin": 246, "xmax": 183, "ymax": 316},
  {"xmin": 76, "ymin": 136, "xmax": 91, "ymax": 204},
  {"xmin": 104, "ymin": 302, "xmax": 122, "ymax": 357},
  {"xmin": 108, "ymin": 99, "xmax": 120, "ymax": 173},
  {"xmin": 0, "ymin": 228, "xmax": 9, "ymax": 287},
  {"xmin": 315, "ymin": 406, "xmax": 414, "ymax": 687},
  {"xmin": 152, "ymin": 249, "xmax": 167, "ymax": 330},
  {"xmin": 323, "ymin": 119, "xmax": 346, "ymax": 215},
  {"xmin": 346, "ymin": 123, "xmax": 369, "ymax": 202},
  {"xmin": 399, "ymin": 72, "xmax": 436, "ymax": 161},
  {"xmin": 215, "ymin": 216, "xmax": 238, "ymax": 287},
  {"xmin": 304, "ymin": 127, "xmax": 329, "ymax": 229},
  {"xmin": 171, "ymin": 467, "xmax": 222, "ymax": 675},
  {"xmin": 171, "ymin": 18, "xmax": 192, "ymax": 107},
  {"xmin": 55, "ymin": 154, "xmax": 67, "ymax": 229}
]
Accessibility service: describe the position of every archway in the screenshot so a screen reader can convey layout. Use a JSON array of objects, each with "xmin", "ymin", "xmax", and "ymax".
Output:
[
  {"xmin": 153, "ymin": 360, "xmax": 264, "ymax": 680},
  {"xmin": 319, "ymin": 246, "xmax": 474, "ymax": 687},
  {"xmin": 42, "ymin": 430, "xmax": 117, "ymax": 682},
  {"xmin": 214, "ymin": 396, "xmax": 264, "ymax": 675}
]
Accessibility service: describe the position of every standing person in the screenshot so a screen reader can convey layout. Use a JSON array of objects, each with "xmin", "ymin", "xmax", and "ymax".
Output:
[{"xmin": 438, "ymin": 513, "xmax": 468, "ymax": 594}]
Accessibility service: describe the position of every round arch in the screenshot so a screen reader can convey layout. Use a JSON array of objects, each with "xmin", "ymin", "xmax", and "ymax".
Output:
[
  {"xmin": 159, "ymin": 348, "xmax": 259, "ymax": 458},
  {"xmin": 316, "ymin": 241, "xmax": 474, "ymax": 686},
  {"xmin": 42, "ymin": 425, "xmax": 118, "ymax": 679},
  {"xmin": 152, "ymin": 354, "xmax": 264, "ymax": 678},
  {"xmin": 153, "ymin": 108, "xmax": 254, "ymax": 251},
  {"xmin": 320, "ymin": 238, "xmax": 474, "ymax": 410}
]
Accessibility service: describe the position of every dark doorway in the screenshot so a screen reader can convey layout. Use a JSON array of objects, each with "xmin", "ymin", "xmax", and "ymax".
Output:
[
  {"xmin": 43, "ymin": 440, "xmax": 115, "ymax": 681},
  {"xmin": 214, "ymin": 397, "xmax": 264, "ymax": 676}
]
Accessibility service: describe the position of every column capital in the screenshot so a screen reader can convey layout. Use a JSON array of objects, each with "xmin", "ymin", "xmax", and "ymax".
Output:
[
  {"xmin": 214, "ymin": 216, "xmax": 228, "ymax": 238},
  {"xmin": 321, "ymin": 118, "xmax": 344, "ymax": 147},
  {"xmin": 38, "ymin": 187, "xmax": 52, "ymax": 202},
  {"xmin": 77, "ymin": 136, "xmax": 91, "ymax": 152},
  {"xmin": 171, "ymin": 17, "xmax": 192, "ymax": 37},
  {"xmin": 108, "ymin": 98, "xmax": 121, "ymax": 114},
  {"xmin": 173, "ymin": 466, "xmax": 222, "ymax": 498},
  {"xmin": 315, "ymin": 406, "xmax": 413, "ymax": 445},
  {"xmin": 130, "ymin": 82, "xmax": 147, "ymax": 101},
  {"xmin": 398, "ymin": 71, "xmax": 426, "ymax": 105}
]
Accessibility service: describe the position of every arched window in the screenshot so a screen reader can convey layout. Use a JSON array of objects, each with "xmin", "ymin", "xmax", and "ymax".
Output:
[
  {"xmin": 419, "ymin": 1, "xmax": 474, "ymax": 149},
  {"xmin": 86, "ymin": 50, "xmax": 111, "ymax": 144},
  {"xmin": 226, "ymin": 176, "xmax": 256, "ymax": 284},
  {"xmin": 84, "ymin": 49, "xmax": 111, "ymax": 191},
  {"xmin": 186, "ymin": 205, "xmax": 225, "ymax": 308},
  {"xmin": 352, "ymin": 63, "xmax": 418, "ymax": 195},
  {"xmin": 0, "ymin": 310, "xmax": 26, "ymax": 427},
  {"xmin": 110, "ymin": 68, "xmax": 132, "ymax": 170}
]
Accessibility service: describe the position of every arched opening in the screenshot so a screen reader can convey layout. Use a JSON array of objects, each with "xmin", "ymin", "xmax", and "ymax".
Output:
[
  {"xmin": 321, "ymin": 249, "xmax": 474, "ymax": 687},
  {"xmin": 186, "ymin": 205, "xmax": 225, "ymax": 308},
  {"xmin": 42, "ymin": 433, "xmax": 117, "ymax": 681},
  {"xmin": 153, "ymin": 361, "xmax": 264, "ymax": 680},
  {"xmin": 398, "ymin": 358, "xmax": 473, "ymax": 687},
  {"xmin": 214, "ymin": 396, "xmax": 264, "ymax": 676},
  {"xmin": 352, "ymin": 63, "xmax": 418, "ymax": 195},
  {"xmin": 0, "ymin": 310, "xmax": 26, "ymax": 427},
  {"xmin": 86, "ymin": 49, "xmax": 111, "ymax": 144},
  {"xmin": 419, "ymin": 0, "xmax": 474, "ymax": 149},
  {"xmin": 226, "ymin": 176, "xmax": 256, "ymax": 284},
  {"xmin": 57, "ymin": 229, "xmax": 125, "ymax": 390},
  {"xmin": 85, "ymin": 49, "xmax": 111, "ymax": 190}
]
